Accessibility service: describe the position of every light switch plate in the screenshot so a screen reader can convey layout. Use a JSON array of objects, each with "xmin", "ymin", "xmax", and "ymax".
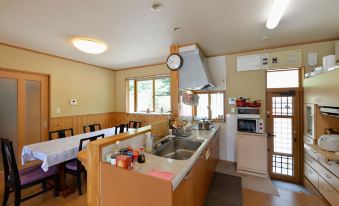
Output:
[{"xmin": 56, "ymin": 107, "xmax": 61, "ymax": 114}]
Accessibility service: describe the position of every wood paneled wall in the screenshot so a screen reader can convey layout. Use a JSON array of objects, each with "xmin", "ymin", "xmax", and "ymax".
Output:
[
  {"xmin": 113, "ymin": 112, "xmax": 169, "ymax": 127},
  {"xmin": 50, "ymin": 112, "xmax": 169, "ymax": 135}
]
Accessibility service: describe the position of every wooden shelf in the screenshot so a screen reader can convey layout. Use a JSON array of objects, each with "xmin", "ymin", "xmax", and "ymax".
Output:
[{"xmin": 306, "ymin": 143, "xmax": 339, "ymax": 161}]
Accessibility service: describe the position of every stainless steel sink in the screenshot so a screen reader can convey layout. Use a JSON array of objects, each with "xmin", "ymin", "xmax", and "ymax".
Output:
[{"xmin": 153, "ymin": 139, "xmax": 203, "ymax": 160}]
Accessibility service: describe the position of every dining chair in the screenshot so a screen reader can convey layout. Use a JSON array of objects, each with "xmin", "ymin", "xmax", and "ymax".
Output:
[
  {"xmin": 48, "ymin": 128, "xmax": 74, "ymax": 140},
  {"xmin": 83, "ymin": 123, "xmax": 101, "ymax": 133},
  {"xmin": 115, "ymin": 124, "xmax": 129, "ymax": 134},
  {"xmin": 1, "ymin": 138, "xmax": 60, "ymax": 206},
  {"xmin": 64, "ymin": 133, "xmax": 104, "ymax": 196},
  {"xmin": 128, "ymin": 121, "xmax": 142, "ymax": 129}
]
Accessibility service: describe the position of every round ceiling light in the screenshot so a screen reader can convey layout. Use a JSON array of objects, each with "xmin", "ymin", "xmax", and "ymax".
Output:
[
  {"xmin": 72, "ymin": 38, "xmax": 107, "ymax": 54},
  {"xmin": 151, "ymin": 2, "xmax": 163, "ymax": 12}
]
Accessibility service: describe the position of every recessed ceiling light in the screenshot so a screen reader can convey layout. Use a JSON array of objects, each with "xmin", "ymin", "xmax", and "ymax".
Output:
[
  {"xmin": 266, "ymin": 0, "xmax": 290, "ymax": 29},
  {"xmin": 72, "ymin": 38, "xmax": 107, "ymax": 54},
  {"xmin": 262, "ymin": 36, "xmax": 269, "ymax": 40},
  {"xmin": 171, "ymin": 27, "xmax": 183, "ymax": 32},
  {"xmin": 151, "ymin": 2, "xmax": 163, "ymax": 12}
]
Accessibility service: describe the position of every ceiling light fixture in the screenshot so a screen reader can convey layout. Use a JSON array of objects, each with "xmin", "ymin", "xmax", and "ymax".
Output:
[
  {"xmin": 266, "ymin": 0, "xmax": 290, "ymax": 30},
  {"xmin": 151, "ymin": 2, "xmax": 163, "ymax": 12},
  {"xmin": 72, "ymin": 38, "xmax": 107, "ymax": 54}
]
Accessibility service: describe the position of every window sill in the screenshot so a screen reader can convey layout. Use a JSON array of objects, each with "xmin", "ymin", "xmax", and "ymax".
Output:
[{"xmin": 128, "ymin": 112, "xmax": 171, "ymax": 116}]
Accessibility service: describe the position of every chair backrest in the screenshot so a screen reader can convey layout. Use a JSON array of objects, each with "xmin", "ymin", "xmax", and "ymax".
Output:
[
  {"xmin": 83, "ymin": 124, "xmax": 101, "ymax": 133},
  {"xmin": 115, "ymin": 124, "xmax": 129, "ymax": 135},
  {"xmin": 48, "ymin": 128, "xmax": 74, "ymax": 140},
  {"xmin": 78, "ymin": 134, "xmax": 104, "ymax": 151},
  {"xmin": 128, "ymin": 121, "xmax": 142, "ymax": 129},
  {"xmin": 0, "ymin": 138, "xmax": 20, "ymax": 188}
]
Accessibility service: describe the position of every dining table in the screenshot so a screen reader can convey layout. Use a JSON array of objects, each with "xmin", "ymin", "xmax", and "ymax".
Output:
[{"xmin": 21, "ymin": 126, "xmax": 131, "ymax": 197}]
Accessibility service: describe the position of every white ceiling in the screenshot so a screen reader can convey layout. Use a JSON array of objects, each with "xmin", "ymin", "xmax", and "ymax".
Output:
[{"xmin": 0, "ymin": 0, "xmax": 338, "ymax": 69}]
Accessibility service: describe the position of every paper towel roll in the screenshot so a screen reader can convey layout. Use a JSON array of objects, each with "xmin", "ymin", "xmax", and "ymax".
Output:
[{"xmin": 323, "ymin": 55, "xmax": 336, "ymax": 72}]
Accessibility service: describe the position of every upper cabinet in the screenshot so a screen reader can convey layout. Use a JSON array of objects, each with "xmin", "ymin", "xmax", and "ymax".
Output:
[
  {"xmin": 236, "ymin": 49, "xmax": 302, "ymax": 72},
  {"xmin": 304, "ymin": 69, "xmax": 339, "ymax": 107},
  {"xmin": 269, "ymin": 49, "xmax": 302, "ymax": 69}
]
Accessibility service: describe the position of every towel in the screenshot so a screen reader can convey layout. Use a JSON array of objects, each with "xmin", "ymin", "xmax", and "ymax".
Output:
[{"xmin": 148, "ymin": 169, "xmax": 174, "ymax": 181}]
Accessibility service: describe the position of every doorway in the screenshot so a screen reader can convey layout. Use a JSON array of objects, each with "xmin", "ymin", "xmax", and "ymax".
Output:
[
  {"xmin": 0, "ymin": 69, "xmax": 49, "ymax": 169},
  {"xmin": 266, "ymin": 68, "xmax": 302, "ymax": 183}
]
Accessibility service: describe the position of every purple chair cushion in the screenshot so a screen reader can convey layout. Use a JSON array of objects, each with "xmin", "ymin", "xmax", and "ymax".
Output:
[
  {"xmin": 19, "ymin": 164, "xmax": 59, "ymax": 186},
  {"xmin": 65, "ymin": 159, "xmax": 78, "ymax": 171}
]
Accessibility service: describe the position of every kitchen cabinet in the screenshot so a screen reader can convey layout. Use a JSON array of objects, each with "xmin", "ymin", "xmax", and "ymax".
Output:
[
  {"xmin": 304, "ymin": 145, "xmax": 339, "ymax": 206},
  {"xmin": 304, "ymin": 68, "xmax": 339, "ymax": 107},
  {"xmin": 173, "ymin": 133, "xmax": 220, "ymax": 206},
  {"xmin": 304, "ymin": 104, "xmax": 316, "ymax": 144},
  {"xmin": 237, "ymin": 132, "xmax": 267, "ymax": 177}
]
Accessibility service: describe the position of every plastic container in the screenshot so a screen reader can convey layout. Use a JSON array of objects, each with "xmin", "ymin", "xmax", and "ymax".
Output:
[{"xmin": 145, "ymin": 133, "xmax": 154, "ymax": 153}]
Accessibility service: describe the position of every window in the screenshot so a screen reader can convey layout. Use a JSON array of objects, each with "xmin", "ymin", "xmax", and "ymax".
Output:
[
  {"xmin": 267, "ymin": 69, "xmax": 299, "ymax": 89},
  {"xmin": 128, "ymin": 76, "xmax": 170, "ymax": 113},
  {"xmin": 194, "ymin": 91, "xmax": 225, "ymax": 121}
]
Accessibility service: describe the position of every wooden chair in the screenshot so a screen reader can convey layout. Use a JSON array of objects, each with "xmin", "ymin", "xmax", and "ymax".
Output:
[
  {"xmin": 83, "ymin": 124, "xmax": 101, "ymax": 133},
  {"xmin": 64, "ymin": 134, "xmax": 104, "ymax": 195},
  {"xmin": 115, "ymin": 124, "xmax": 129, "ymax": 135},
  {"xmin": 128, "ymin": 121, "xmax": 142, "ymax": 129},
  {"xmin": 1, "ymin": 138, "xmax": 60, "ymax": 206},
  {"xmin": 48, "ymin": 128, "xmax": 74, "ymax": 140}
]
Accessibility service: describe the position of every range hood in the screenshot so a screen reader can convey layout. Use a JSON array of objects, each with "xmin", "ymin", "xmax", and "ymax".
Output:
[
  {"xmin": 179, "ymin": 45, "xmax": 214, "ymax": 90},
  {"xmin": 320, "ymin": 106, "xmax": 339, "ymax": 117}
]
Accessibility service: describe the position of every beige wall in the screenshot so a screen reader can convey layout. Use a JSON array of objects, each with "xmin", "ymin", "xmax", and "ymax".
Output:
[
  {"xmin": 115, "ymin": 64, "xmax": 169, "ymax": 112},
  {"xmin": 0, "ymin": 44, "xmax": 116, "ymax": 117},
  {"xmin": 225, "ymin": 40, "xmax": 336, "ymax": 117}
]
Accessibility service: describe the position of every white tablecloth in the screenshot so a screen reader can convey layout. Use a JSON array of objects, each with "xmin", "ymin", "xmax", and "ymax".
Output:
[{"xmin": 21, "ymin": 127, "xmax": 129, "ymax": 171}]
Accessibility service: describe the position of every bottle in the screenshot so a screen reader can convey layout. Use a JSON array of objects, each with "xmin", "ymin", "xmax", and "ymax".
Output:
[
  {"xmin": 132, "ymin": 149, "xmax": 139, "ymax": 163},
  {"xmin": 145, "ymin": 132, "xmax": 154, "ymax": 153},
  {"xmin": 138, "ymin": 148, "xmax": 145, "ymax": 163},
  {"xmin": 110, "ymin": 154, "xmax": 117, "ymax": 166}
]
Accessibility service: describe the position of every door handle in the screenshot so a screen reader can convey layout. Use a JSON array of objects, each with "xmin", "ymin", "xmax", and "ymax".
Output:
[{"xmin": 267, "ymin": 133, "xmax": 275, "ymax": 138}]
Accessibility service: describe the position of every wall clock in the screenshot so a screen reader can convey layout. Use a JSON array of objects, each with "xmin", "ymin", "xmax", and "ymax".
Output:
[{"xmin": 166, "ymin": 53, "xmax": 183, "ymax": 70}]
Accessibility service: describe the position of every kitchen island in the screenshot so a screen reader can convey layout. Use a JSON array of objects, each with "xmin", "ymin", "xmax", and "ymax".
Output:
[{"xmin": 81, "ymin": 124, "xmax": 220, "ymax": 206}]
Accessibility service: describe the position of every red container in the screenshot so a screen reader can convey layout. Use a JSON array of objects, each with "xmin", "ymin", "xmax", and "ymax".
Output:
[
  {"xmin": 236, "ymin": 101, "xmax": 248, "ymax": 107},
  {"xmin": 247, "ymin": 101, "xmax": 262, "ymax": 107},
  {"xmin": 116, "ymin": 155, "xmax": 132, "ymax": 169}
]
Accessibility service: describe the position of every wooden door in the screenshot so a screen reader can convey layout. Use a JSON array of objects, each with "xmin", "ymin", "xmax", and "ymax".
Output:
[
  {"xmin": 0, "ymin": 69, "xmax": 49, "ymax": 167},
  {"xmin": 267, "ymin": 90, "xmax": 302, "ymax": 183}
]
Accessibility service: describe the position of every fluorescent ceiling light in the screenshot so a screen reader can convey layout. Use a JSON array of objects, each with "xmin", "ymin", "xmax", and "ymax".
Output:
[
  {"xmin": 266, "ymin": 0, "xmax": 290, "ymax": 29},
  {"xmin": 72, "ymin": 38, "xmax": 107, "ymax": 54}
]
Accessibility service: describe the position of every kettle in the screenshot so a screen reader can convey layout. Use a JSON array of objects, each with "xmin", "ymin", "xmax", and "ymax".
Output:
[{"xmin": 198, "ymin": 119, "xmax": 212, "ymax": 130}]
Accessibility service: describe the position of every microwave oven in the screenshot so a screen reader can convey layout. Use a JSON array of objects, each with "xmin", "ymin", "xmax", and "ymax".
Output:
[{"xmin": 237, "ymin": 118, "xmax": 264, "ymax": 134}]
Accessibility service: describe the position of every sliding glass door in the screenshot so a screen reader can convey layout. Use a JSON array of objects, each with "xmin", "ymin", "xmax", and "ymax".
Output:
[{"xmin": 0, "ymin": 69, "xmax": 49, "ymax": 168}]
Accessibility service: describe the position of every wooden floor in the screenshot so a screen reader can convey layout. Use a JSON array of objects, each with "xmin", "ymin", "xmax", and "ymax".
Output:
[
  {"xmin": 0, "ymin": 181, "xmax": 328, "ymax": 206},
  {"xmin": 0, "ymin": 169, "xmax": 328, "ymax": 206},
  {"xmin": 243, "ymin": 188, "xmax": 328, "ymax": 206}
]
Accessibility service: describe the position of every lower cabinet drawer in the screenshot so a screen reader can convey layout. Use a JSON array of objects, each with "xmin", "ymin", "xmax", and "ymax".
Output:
[
  {"xmin": 319, "ymin": 155, "xmax": 339, "ymax": 178},
  {"xmin": 303, "ymin": 135, "xmax": 314, "ymax": 144},
  {"xmin": 304, "ymin": 162, "xmax": 319, "ymax": 189},
  {"xmin": 319, "ymin": 176, "xmax": 339, "ymax": 206},
  {"xmin": 304, "ymin": 144, "xmax": 319, "ymax": 161}
]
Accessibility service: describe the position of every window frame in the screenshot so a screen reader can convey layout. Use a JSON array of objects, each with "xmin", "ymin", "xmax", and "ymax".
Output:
[
  {"xmin": 266, "ymin": 68, "xmax": 303, "ymax": 92},
  {"xmin": 127, "ymin": 75, "xmax": 171, "ymax": 113},
  {"xmin": 192, "ymin": 90, "xmax": 226, "ymax": 122}
]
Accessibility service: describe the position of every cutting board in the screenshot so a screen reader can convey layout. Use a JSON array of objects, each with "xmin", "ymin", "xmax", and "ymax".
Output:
[{"xmin": 151, "ymin": 120, "xmax": 169, "ymax": 142}]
